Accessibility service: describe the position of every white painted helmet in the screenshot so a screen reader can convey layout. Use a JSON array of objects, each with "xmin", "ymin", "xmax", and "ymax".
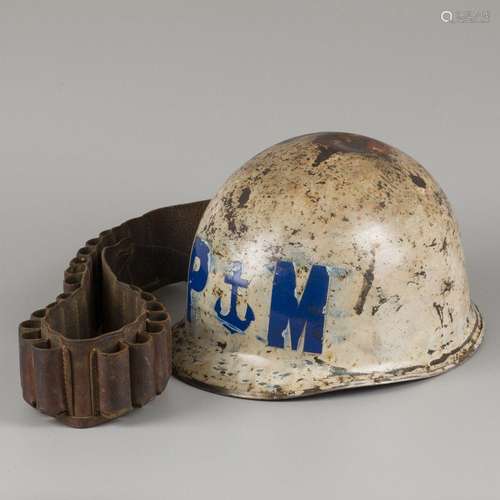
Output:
[{"xmin": 173, "ymin": 132, "xmax": 483, "ymax": 398}]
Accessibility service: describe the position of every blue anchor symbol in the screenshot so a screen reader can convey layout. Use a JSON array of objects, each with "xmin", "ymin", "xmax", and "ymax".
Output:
[{"xmin": 214, "ymin": 262, "xmax": 255, "ymax": 334}]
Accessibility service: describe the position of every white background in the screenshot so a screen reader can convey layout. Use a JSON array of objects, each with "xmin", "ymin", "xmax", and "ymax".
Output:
[{"xmin": 1, "ymin": 1, "xmax": 499, "ymax": 499}]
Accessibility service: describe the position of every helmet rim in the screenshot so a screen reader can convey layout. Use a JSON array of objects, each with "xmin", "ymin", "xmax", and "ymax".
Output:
[{"xmin": 173, "ymin": 303, "xmax": 484, "ymax": 399}]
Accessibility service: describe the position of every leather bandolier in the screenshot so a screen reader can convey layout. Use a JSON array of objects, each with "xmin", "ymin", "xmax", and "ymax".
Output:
[{"xmin": 18, "ymin": 201, "xmax": 209, "ymax": 428}]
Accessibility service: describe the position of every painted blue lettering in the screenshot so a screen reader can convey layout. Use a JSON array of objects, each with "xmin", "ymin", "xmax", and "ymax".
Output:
[
  {"xmin": 187, "ymin": 237, "xmax": 210, "ymax": 321},
  {"xmin": 267, "ymin": 261, "xmax": 329, "ymax": 354}
]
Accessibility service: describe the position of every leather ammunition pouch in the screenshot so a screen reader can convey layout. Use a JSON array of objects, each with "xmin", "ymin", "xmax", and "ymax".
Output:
[{"xmin": 18, "ymin": 200, "xmax": 208, "ymax": 428}]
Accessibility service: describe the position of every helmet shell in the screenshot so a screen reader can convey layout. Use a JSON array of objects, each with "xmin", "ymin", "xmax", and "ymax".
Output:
[{"xmin": 173, "ymin": 132, "xmax": 483, "ymax": 398}]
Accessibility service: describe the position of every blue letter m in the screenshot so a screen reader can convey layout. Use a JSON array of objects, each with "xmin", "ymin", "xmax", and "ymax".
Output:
[{"xmin": 267, "ymin": 261, "xmax": 329, "ymax": 354}]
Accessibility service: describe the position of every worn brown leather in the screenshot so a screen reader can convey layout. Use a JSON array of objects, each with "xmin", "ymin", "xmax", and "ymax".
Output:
[{"xmin": 19, "ymin": 200, "xmax": 209, "ymax": 428}]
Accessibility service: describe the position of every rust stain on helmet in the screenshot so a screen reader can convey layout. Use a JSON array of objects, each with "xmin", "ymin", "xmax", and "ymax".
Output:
[{"xmin": 311, "ymin": 132, "xmax": 394, "ymax": 166}]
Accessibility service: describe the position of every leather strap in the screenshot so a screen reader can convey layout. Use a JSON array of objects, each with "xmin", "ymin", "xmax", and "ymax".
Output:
[{"xmin": 18, "ymin": 200, "xmax": 209, "ymax": 428}]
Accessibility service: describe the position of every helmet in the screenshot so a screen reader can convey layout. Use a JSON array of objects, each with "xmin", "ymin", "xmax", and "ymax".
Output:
[{"xmin": 173, "ymin": 132, "xmax": 484, "ymax": 398}]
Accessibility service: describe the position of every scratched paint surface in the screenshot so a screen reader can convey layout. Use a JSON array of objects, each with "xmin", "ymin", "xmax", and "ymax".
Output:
[{"xmin": 173, "ymin": 132, "xmax": 484, "ymax": 399}]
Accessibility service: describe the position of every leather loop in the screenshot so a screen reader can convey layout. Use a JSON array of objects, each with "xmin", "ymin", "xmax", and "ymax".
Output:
[{"xmin": 18, "ymin": 200, "xmax": 209, "ymax": 427}]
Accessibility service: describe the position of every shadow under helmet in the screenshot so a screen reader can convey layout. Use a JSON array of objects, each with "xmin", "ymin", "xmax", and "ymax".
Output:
[{"xmin": 173, "ymin": 132, "xmax": 484, "ymax": 399}]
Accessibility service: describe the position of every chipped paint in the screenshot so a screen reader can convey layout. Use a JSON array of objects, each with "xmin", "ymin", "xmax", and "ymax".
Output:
[{"xmin": 173, "ymin": 132, "xmax": 484, "ymax": 399}]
